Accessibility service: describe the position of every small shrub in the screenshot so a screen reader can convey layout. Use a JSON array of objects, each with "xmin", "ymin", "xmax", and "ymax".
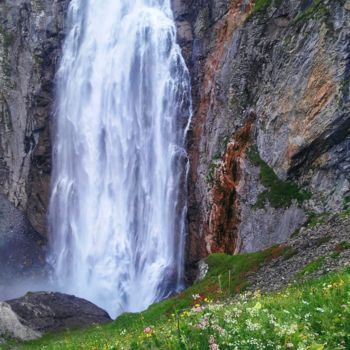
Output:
[{"xmin": 306, "ymin": 212, "xmax": 329, "ymax": 229}]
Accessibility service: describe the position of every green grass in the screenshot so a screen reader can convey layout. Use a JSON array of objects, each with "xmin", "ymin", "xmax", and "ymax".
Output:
[
  {"xmin": 7, "ymin": 266, "xmax": 350, "ymax": 349},
  {"xmin": 249, "ymin": 0, "xmax": 283, "ymax": 17},
  {"xmin": 297, "ymin": 256, "xmax": 326, "ymax": 277},
  {"xmin": 306, "ymin": 212, "xmax": 329, "ymax": 229},
  {"xmin": 248, "ymin": 146, "xmax": 311, "ymax": 209}
]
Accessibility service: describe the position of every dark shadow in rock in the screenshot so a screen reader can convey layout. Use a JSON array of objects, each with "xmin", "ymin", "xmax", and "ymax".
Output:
[{"xmin": 0, "ymin": 195, "xmax": 49, "ymax": 300}]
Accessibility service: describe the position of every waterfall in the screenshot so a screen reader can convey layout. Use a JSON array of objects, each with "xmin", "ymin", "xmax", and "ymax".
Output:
[{"xmin": 48, "ymin": 0, "xmax": 192, "ymax": 317}]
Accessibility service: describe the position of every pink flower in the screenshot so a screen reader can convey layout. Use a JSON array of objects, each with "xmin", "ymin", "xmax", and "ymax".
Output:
[
  {"xmin": 192, "ymin": 306, "xmax": 202, "ymax": 312},
  {"xmin": 197, "ymin": 316, "xmax": 209, "ymax": 329},
  {"xmin": 143, "ymin": 326, "xmax": 152, "ymax": 334},
  {"xmin": 209, "ymin": 336, "xmax": 219, "ymax": 350}
]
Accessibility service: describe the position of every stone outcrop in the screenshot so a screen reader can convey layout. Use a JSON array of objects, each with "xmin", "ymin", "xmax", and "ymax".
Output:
[
  {"xmin": 172, "ymin": 0, "xmax": 350, "ymax": 280},
  {"xmin": 0, "ymin": 0, "xmax": 68, "ymax": 237},
  {"xmin": 0, "ymin": 292, "xmax": 111, "ymax": 341}
]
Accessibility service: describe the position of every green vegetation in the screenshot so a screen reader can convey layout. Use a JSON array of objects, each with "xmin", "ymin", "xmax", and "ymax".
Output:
[
  {"xmin": 336, "ymin": 241, "xmax": 350, "ymax": 251},
  {"xmin": 0, "ymin": 26, "xmax": 14, "ymax": 49},
  {"xmin": 249, "ymin": 0, "xmax": 283, "ymax": 17},
  {"xmin": 207, "ymin": 134, "xmax": 233, "ymax": 184},
  {"xmin": 339, "ymin": 196, "xmax": 350, "ymax": 217},
  {"xmin": 282, "ymin": 246, "xmax": 298, "ymax": 260},
  {"xmin": 6, "ymin": 265, "xmax": 350, "ymax": 350},
  {"xmin": 330, "ymin": 251, "xmax": 341, "ymax": 259},
  {"xmin": 297, "ymin": 256, "xmax": 325, "ymax": 277},
  {"xmin": 343, "ymin": 196, "xmax": 350, "ymax": 209},
  {"xmin": 339, "ymin": 207, "xmax": 350, "ymax": 219},
  {"xmin": 207, "ymin": 161, "xmax": 218, "ymax": 183},
  {"xmin": 248, "ymin": 145, "xmax": 311, "ymax": 209},
  {"xmin": 294, "ymin": 0, "xmax": 330, "ymax": 23},
  {"xmin": 306, "ymin": 212, "xmax": 329, "ymax": 229}
]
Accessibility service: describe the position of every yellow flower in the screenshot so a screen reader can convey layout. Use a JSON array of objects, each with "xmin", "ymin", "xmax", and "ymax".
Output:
[{"xmin": 253, "ymin": 302, "xmax": 262, "ymax": 310}]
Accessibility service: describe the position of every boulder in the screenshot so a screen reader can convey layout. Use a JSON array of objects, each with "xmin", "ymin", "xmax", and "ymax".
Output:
[{"xmin": 0, "ymin": 292, "xmax": 111, "ymax": 341}]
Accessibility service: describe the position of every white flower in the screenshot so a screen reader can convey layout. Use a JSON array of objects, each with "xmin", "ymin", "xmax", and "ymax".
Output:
[{"xmin": 316, "ymin": 307, "xmax": 325, "ymax": 313}]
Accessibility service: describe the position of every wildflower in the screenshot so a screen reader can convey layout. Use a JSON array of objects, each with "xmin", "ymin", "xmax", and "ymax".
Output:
[
  {"xmin": 143, "ymin": 326, "xmax": 153, "ymax": 337},
  {"xmin": 316, "ymin": 307, "xmax": 325, "ymax": 313},
  {"xmin": 253, "ymin": 290, "xmax": 261, "ymax": 298},
  {"xmin": 192, "ymin": 306, "xmax": 202, "ymax": 312},
  {"xmin": 198, "ymin": 316, "xmax": 209, "ymax": 329},
  {"xmin": 192, "ymin": 294, "xmax": 200, "ymax": 300},
  {"xmin": 209, "ymin": 335, "xmax": 219, "ymax": 350},
  {"xmin": 253, "ymin": 301, "xmax": 262, "ymax": 310},
  {"xmin": 195, "ymin": 303, "xmax": 201, "ymax": 308},
  {"xmin": 245, "ymin": 319, "xmax": 261, "ymax": 331},
  {"xmin": 286, "ymin": 343, "xmax": 294, "ymax": 348}
]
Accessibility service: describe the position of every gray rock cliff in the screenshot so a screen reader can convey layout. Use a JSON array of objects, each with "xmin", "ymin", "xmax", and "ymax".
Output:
[
  {"xmin": 172, "ymin": 0, "xmax": 350, "ymax": 280},
  {"xmin": 0, "ymin": 0, "xmax": 68, "ymax": 237}
]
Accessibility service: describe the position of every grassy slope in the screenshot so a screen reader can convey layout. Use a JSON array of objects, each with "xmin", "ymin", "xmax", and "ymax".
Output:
[
  {"xmin": 2, "ymin": 247, "xmax": 285, "ymax": 350},
  {"xmin": 3, "ymin": 246, "xmax": 349, "ymax": 349}
]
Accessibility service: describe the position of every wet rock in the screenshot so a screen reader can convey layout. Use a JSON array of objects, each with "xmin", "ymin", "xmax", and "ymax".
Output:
[{"xmin": 0, "ymin": 0, "xmax": 69, "ymax": 236}]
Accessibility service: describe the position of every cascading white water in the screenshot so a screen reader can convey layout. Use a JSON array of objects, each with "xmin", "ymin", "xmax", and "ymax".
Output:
[{"xmin": 49, "ymin": 0, "xmax": 192, "ymax": 317}]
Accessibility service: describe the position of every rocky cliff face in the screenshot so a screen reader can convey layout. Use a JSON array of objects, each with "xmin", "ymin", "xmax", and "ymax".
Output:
[
  {"xmin": 173, "ymin": 0, "xmax": 350, "ymax": 279},
  {"xmin": 0, "ymin": 0, "xmax": 68, "ymax": 237}
]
